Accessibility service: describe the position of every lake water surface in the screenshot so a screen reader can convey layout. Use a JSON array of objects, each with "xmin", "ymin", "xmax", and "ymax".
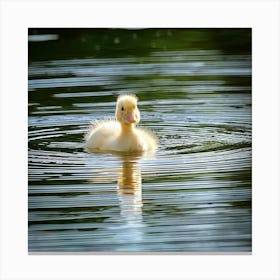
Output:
[{"xmin": 28, "ymin": 29, "xmax": 252, "ymax": 253}]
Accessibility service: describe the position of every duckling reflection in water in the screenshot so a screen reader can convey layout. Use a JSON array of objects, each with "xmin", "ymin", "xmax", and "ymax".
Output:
[
  {"xmin": 89, "ymin": 154, "xmax": 145, "ymax": 244},
  {"xmin": 88, "ymin": 153, "xmax": 144, "ymax": 221},
  {"xmin": 117, "ymin": 156, "xmax": 143, "ymax": 215},
  {"xmin": 85, "ymin": 94, "xmax": 158, "ymax": 153},
  {"xmin": 116, "ymin": 155, "xmax": 144, "ymax": 245}
]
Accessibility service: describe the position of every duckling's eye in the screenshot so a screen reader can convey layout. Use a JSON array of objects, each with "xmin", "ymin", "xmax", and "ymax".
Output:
[{"xmin": 121, "ymin": 107, "xmax": 124, "ymax": 111}]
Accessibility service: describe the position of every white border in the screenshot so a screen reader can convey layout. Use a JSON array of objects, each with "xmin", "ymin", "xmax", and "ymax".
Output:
[{"xmin": 1, "ymin": 0, "xmax": 279, "ymax": 279}]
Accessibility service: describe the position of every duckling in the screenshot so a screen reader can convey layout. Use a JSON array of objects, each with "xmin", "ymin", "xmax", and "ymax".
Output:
[{"xmin": 85, "ymin": 94, "xmax": 158, "ymax": 153}]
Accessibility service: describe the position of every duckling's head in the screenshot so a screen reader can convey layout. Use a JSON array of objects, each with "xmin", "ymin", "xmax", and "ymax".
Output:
[{"xmin": 115, "ymin": 94, "xmax": 140, "ymax": 125}]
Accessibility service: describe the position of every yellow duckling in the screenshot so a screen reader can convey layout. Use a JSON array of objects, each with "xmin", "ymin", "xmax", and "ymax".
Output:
[{"xmin": 85, "ymin": 94, "xmax": 158, "ymax": 153}]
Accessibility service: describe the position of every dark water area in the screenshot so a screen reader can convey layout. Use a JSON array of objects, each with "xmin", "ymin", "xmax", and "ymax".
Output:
[{"xmin": 28, "ymin": 28, "xmax": 252, "ymax": 252}]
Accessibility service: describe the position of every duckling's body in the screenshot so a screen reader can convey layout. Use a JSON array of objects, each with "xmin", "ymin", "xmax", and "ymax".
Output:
[{"xmin": 85, "ymin": 95, "xmax": 157, "ymax": 153}]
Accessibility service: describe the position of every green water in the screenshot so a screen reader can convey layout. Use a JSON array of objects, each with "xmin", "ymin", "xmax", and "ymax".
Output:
[{"xmin": 28, "ymin": 28, "xmax": 251, "ymax": 252}]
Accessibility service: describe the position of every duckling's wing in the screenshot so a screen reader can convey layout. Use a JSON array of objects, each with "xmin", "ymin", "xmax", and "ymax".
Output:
[
  {"xmin": 85, "ymin": 119, "xmax": 114, "ymax": 140},
  {"xmin": 137, "ymin": 127, "xmax": 158, "ymax": 151},
  {"xmin": 84, "ymin": 120, "xmax": 101, "ymax": 141},
  {"xmin": 85, "ymin": 119, "xmax": 121, "ymax": 150}
]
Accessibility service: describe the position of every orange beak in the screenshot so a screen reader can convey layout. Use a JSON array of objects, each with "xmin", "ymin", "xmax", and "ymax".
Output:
[{"xmin": 126, "ymin": 112, "xmax": 136, "ymax": 123}]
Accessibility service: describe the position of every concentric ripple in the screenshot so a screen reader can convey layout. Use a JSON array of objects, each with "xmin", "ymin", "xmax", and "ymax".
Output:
[{"xmin": 28, "ymin": 49, "xmax": 251, "ymax": 252}]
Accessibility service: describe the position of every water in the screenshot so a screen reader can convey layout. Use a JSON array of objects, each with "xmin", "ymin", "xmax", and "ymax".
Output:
[{"xmin": 28, "ymin": 29, "xmax": 252, "ymax": 253}]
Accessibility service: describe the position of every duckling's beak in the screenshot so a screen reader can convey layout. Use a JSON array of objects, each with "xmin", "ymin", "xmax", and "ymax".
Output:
[{"xmin": 125, "ymin": 112, "xmax": 137, "ymax": 124}]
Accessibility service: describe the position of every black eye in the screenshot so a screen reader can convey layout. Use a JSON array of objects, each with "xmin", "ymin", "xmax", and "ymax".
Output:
[{"xmin": 121, "ymin": 107, "xmax": 124, "ymax": 111}]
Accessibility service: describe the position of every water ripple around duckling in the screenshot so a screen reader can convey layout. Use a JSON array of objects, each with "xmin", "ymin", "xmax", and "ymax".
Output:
[{"xmin": 28, "ymin": 49, "xmax": 251, "ymax": 252}]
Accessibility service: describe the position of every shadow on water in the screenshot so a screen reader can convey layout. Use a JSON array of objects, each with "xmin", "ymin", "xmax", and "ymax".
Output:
[{"xmin": 28, "ymin": 28, "xmax": 252, "ymax": 253}]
